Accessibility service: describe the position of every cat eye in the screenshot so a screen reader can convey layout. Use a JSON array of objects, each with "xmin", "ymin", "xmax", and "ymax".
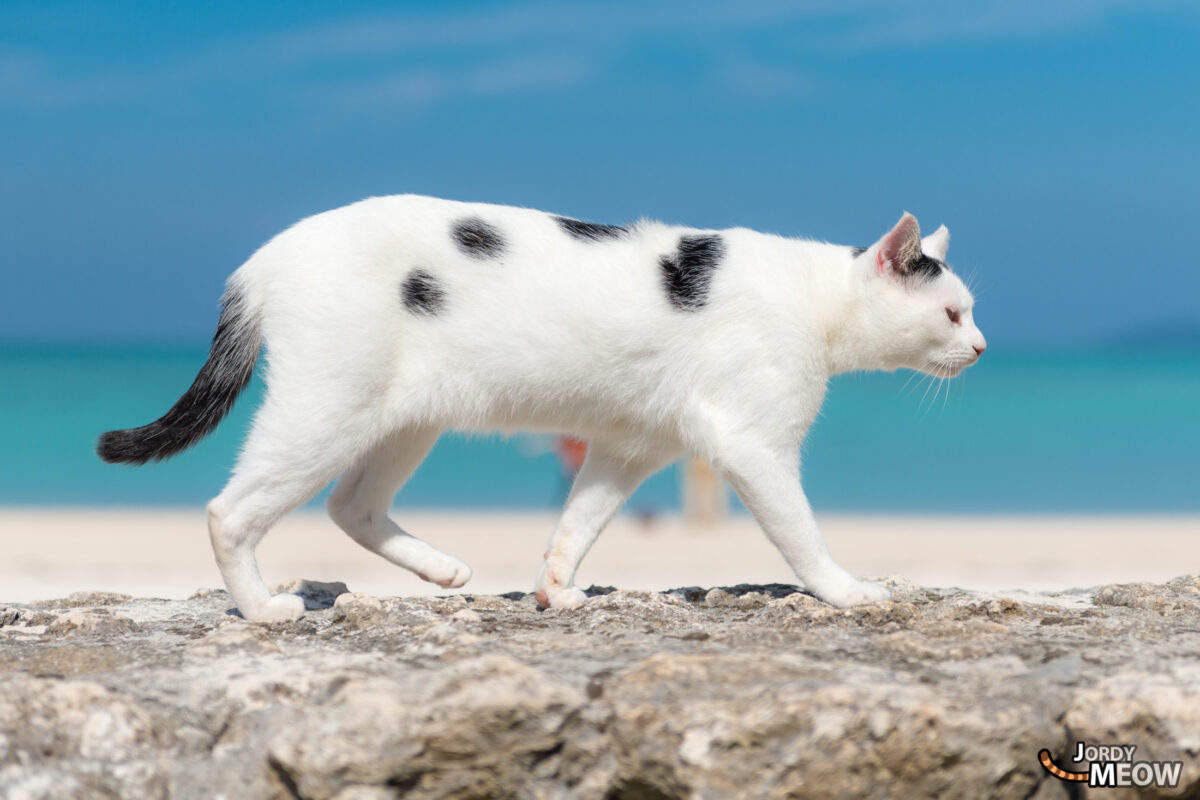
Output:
[{"xmin": 945, "ymin": 306, "xmax": 961, "ymax": 324}]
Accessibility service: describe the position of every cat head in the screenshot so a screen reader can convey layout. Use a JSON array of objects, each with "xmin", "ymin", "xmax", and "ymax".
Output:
[{"xmin": 851, "ymin": 213, "xmax": 986, "ymax": 377}]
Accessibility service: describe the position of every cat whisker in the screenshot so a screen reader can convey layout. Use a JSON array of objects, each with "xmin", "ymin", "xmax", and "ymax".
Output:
[
  {"xmin": 927, "ymin": 371, "xmax": 946, "ymax": 416},
  {"xmin": 964, "ymin": 264, "xmax": 982, "ymax": 298},
  {"xmin": 917, "ymin": 356, "xmax": 960, "ymax": 417},
  {"xmin": 900, "ymin": 367, "xmax": 927, "ymax": 396},
  {"xmin": 918, "ymin": 364, "xmax": 941, "ymax": 413}
]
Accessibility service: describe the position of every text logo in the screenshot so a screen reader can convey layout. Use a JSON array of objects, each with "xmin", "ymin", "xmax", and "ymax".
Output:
[{"xmin": 1039, "ymin": 742, "xmax": 1182, "ymax": 789}]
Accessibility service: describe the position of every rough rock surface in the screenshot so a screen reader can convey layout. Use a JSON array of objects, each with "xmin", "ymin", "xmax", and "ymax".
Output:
[{"xmin": 2, "ymin": 575, "xmax": 1199, "ymax": 799}]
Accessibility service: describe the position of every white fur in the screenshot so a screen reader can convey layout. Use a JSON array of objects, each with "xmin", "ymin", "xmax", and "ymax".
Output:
[{"xmin": 203, "ymin": 195, "xmax": 986, "ymax": 621}]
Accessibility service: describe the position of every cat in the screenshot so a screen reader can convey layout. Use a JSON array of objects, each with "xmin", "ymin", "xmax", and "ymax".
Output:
[{"xmin": 98, "ymin": 195, "xmax": 986, "ymax": 622}]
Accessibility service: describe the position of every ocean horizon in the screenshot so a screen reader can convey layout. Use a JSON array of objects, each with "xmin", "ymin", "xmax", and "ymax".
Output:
[{"xmin": 2, "ymin": 341, "xmax": 1197, "ymax": 513}]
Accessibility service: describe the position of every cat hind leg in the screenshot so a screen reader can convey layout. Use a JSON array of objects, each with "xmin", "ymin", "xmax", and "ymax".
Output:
[
  {"xmin": 208, "ymin": 428, "xmax": 358, "ymax": 621},
  {"xmin": 327, "ymin": 428, "xmax": 471, "ymax": 589}
]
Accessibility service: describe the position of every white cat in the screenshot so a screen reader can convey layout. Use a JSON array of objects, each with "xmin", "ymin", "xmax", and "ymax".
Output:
[{"xmin": 98, "ymin": 195, "xmax": 986, "ymax": 622}]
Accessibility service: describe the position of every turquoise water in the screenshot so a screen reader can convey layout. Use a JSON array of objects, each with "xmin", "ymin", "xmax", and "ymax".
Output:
[{"xmin": 1, "ymin": 343, "xmax": 1197, "ymax": 512}]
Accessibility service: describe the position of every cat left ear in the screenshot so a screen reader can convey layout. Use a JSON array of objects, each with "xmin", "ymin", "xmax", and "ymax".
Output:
[
  {"xmin": 874, "ymin": 212, "xmax": 923, "ymax": 278},
  {"xmin": 922, "ymin": 225, "xmax": 950, "ymax": 261}
]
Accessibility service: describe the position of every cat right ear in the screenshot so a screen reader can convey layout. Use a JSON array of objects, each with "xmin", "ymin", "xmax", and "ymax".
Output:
[
  {"xmin": 873, "ymin": 212, "xmax": 923, "ymax": 278},
  {"xmin": 922, "ymin": 224, "xmax": 950, "ymax": 260}
]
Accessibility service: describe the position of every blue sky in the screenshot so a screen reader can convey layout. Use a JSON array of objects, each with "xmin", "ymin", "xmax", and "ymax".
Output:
[{"xmin": 3, "ymin": 1, "xmax": 1198, "ymax": 347}]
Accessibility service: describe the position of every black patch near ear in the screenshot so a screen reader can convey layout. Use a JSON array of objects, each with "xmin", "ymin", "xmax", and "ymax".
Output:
[
  {"xmin": 401, "ymin": 270, "xmax": 446, "ymax": 315},
  {"xmin": 660, "ymin": 234, "xmax": 725, "ymax": 311},
  {"xmin": 554, "ymin": 216, "xmax": 629, "ymax": 242},
  {"xmin": 451, "ymin": 217, "xmax": 506, "ymax": 259},
  {"xmin": 904, "ymin": 254, "xmax": 946, "ymax": 282},
  {"xmin": 849, "ymin": 246, "xmax": 867, "ymax": 258}
]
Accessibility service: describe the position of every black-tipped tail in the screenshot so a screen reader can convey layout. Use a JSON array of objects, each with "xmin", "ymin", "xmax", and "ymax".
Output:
[{"xmin": 97, "ymin": 288, "xmax": 261, "ymax": 465}]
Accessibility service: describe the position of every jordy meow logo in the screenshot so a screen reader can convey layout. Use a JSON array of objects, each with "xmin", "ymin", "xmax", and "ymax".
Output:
[{"xmin": 1039, "ymin": 742, "xmax": 1183, "ymax": 790}]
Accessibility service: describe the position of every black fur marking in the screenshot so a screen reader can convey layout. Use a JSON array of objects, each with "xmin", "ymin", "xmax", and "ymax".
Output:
[
  {"xmin": 906, "ymin": 254, "xmax": 946, "ymax": 281},
  {"xmin": 659, "ymin": 234, "xmax": 725, "ymax": 311},
  {"xmin": 96, "ymin": 288, "xmax": 261, "ymax": 465},
  {"xmin": 451, "ymin": 216, "xmax": 505, "ymax": 259},
  {"xmin": 401, "ymin": 270, "xmax": 446, "ymax": 315},
  {"xmin": 853, "ymin": 245, "xmax": 944, "ymax": 281},
  {"xmin": 554, "ymin": 215, "xmax": 629, "ymax": 242}
]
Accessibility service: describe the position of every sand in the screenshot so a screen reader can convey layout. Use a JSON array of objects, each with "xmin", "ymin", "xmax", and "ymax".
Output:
[{"xmin": 1, "ymin": 508, "xmax": 1197, "ymax": 603}]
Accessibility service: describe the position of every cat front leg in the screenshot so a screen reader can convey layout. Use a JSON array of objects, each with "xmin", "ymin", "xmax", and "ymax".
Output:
[
  {"xmin": 716, "ymin": 444, "xmax": 890, "ymax": 608},
  {"xmin": 535, "ymin": 442, "xmax": 668, "ymax": 609}
]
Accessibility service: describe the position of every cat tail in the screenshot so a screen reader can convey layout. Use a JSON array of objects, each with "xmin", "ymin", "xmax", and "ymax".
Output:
[{"xmin": 96, "ymin": 280, "xmax": 262, "ymax": 465}]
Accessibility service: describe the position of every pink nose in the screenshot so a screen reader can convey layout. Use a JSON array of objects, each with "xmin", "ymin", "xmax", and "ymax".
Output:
[{"xmin": 973, "ymin": 344, "xmax": 987, "ymax": 356}]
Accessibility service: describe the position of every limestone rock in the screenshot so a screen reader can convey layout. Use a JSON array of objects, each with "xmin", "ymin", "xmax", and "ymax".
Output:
[{"xmin": 0, "ymin": 576, "xmax": 1197, "ymax": 798}]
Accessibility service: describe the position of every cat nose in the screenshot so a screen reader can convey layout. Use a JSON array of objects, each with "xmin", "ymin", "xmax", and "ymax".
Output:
[{"xmin": 972, "ymin": 344, "xmax": 986, "ymax": 357}]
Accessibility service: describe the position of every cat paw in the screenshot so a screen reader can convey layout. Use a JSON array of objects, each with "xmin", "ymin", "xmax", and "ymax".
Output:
[
  {"xmin": 243, "ymin": 592, "xmax": 305, "ymax": 622},
  {"xmin": 416, "ymin": 554, "xmax": 472, "ymax": 589},
  {"xmin": 534, "ymin": 562, "xmax": 587, "ymax": 608},
  {"xmin": 535, "ymin": 584, "xmax": 587, "ymax": 609},
  {"xmin": 808, "ymin": 573, "xmax": 890, "ymax": 608}
]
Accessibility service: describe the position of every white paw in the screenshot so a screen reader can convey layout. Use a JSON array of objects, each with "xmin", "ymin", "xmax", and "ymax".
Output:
[
  {"xmin": 809, "ymin": 572, "xmax": 891, "ymax": 608},
  {"xmin": 416, "ymin": 553, "xmax": 472, "ymax": 589},
  {"xmin": 536, "ymin": 583, "xmax": 587, "ymax": 609},
  {"xmin": 244, "ymin": 592, "xmax": 305, "ymax": 622},
  {"xmin": 534, "ymin": 561, "xmax": 587, "ymax": 608}
]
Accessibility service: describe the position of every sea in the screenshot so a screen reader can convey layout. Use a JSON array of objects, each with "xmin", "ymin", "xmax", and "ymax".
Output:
[{"xmin": 1, "ymin": 343, "xmax": 1197, "ymax": 513}]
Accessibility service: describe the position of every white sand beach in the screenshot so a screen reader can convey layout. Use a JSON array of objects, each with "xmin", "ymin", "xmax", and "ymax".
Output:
[
  {"xmin": 2, "ymin": 510, "xmax": 1190, "ymax": 604},
  {"xmin": 2, "ymin": 509, "xmax": 1198, "ymax": 604}
]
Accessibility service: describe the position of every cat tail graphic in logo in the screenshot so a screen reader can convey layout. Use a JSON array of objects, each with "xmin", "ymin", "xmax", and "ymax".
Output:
[{"xmin": 1038, "ymin": 749, "xmax": 1089, "ymax": 782}]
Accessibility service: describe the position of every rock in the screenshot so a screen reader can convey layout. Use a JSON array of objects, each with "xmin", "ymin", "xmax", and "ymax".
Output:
[
  {"xmin": 332, "ymin": 592, "xmax": 384, "ymax": 629},
  {"xmin": 269, "ymin": 655, "xmax": 586, "ymax": 799},
  {"xmin": 46, "ymin": 608, "xmax": 140, "ymax": 636},
  {"xmin": 187, "ymin": 620, "xmax": 281, "ymax": 657},
  {"xmin": 450, "ymin": 607, "xmax": 481, "ymax": 624},
  {"xmin": 34, "ymin": 591, "xmax": 134, "ymax": 609},
  {"xmin": 271, "ymin": 579, "xmax": 350, "ymax": 610},
  {"xmin": 1065, "ymin": 663, "xmax": 1200, "ymax": 793},
  {"xmin": 0, "ymin": 577, "xmax": 1198, "ymax": 798}
]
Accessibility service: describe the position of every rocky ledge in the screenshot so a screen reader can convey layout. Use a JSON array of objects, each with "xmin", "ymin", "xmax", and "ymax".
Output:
[{"xmin": 2, "ymin": 576, "xmax": 1199, "ymax": 800}]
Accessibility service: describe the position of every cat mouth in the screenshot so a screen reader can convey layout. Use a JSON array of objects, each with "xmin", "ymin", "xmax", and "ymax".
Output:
[{"xmin": 949, "ymin": 359, "xmax": 981, "ymax": 377}]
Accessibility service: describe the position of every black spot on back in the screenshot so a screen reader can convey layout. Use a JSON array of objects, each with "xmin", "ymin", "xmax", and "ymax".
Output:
[
  {"xmin": 554, "ymin": 216, "xmax": 629, "ymax": 242},
  {"xmin": 451, "ymin": 216, "xmax": 505, "ymax": 259},
  {"xmin": 401, "ymin": 270, "xmax": 446, "ymax": 315},
  {"xmin": 659, "ymin": 234, "xmax": 724, "ymax": 311}
]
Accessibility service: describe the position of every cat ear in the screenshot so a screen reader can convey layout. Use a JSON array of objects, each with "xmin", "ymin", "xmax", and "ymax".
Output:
[
  {"xmin": 874, "ymin": 212, "xmax": 923, "ymax": 278},
  {"xmin": 921, "ymin": 224, "xmax": 950, "ymax": 260}
]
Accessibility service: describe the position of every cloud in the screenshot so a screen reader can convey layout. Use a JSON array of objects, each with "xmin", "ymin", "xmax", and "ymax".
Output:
[
  {"xmin": 0, "ymin": 0, "xmax": 1190, "ymax": 113},
  {"xmin": 716, "ymin": 59, "xmax": 816, "ymax": 97},
  {"xmin": 0, "ymin": 50, "xmax": 155, "ymax": 108},
  {"xmin": 322, "ymin": 55, "xmax": 591, "ymax": 110},
  {"xmin": 810, "ymin": 0, "xmax": 1169, "ymax": 50}
]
